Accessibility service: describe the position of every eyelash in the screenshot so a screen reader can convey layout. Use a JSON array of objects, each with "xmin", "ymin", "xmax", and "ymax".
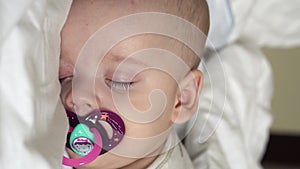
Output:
[
  {"xmin": 59, "ymin": 76, "xmax": 134, "ymax": 91},
  {"xmin": 107, "ymin": 80, "xmax": 134, "ymax": 91},
  {"xmin": 59, "ymin": 76, "xmax": 72, "ymax": 83}
]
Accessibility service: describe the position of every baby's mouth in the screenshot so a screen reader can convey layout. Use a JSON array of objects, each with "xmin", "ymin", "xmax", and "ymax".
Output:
[{"xmin": 66, "ymin": 110, "xmax": 126, "ymax": 156}]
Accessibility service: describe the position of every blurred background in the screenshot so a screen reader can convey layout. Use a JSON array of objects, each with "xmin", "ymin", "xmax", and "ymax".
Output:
[{"xmin": 262, "ymin": 47, "xmax": 300, "ymax": 169}]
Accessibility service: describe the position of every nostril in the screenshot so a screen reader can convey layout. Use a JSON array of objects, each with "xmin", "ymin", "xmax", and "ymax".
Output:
[
  {"xmin": 62, "ymin": 86, "xmax": 101, "ymax": 117},
  {"xmin": 74, "ymin": 103, "xmax": 94, "ymax": 117},
  {"xmin": 66, "ymin": 98, "xmax": 75, "ymax": 110},
  {"xmin": 61, "ymin": 88, "xmax": 75, "ymax": 112}
]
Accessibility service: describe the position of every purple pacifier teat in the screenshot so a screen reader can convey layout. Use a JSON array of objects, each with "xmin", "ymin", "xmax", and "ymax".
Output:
[{"xmin": 62, "ymin": 109, "xmax": 126, "ymax": 167}]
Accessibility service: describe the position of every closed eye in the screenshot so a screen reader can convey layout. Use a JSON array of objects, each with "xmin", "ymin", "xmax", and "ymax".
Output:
[
  {"xmin": 106, "ymin": 79, "xmax": 134, "ymax": 91},
  {"xmin": 59, "ymin": 76, "xmax": 73, "ymax": 83}
]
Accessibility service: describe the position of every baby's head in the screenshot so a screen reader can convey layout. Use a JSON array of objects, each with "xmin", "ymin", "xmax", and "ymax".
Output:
[{"xmin": 60, "ymin": 0, "xmax": 209, "ymax": 168}]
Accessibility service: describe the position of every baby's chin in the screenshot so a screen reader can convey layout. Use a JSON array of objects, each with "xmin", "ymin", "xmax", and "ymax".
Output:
[
  {"xmin": 66, "ymin": 128, "xmax": 171, "ymax": 169},
  {"xmin": 66, "ymin": 141, "xmax": 165, "ymax": 169},
  {"xmin": 67, "ymin": 148, "xmax": 140, "ymax": 169}
]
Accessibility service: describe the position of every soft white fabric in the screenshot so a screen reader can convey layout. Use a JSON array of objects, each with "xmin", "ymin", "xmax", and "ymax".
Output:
[
  {"xmin": 178, "ymin": 1, "xmax": 274, "ymax": 168},
  {"xmin": 0, "ymin": 0, "xmax": 71, "ymax": 168},
  {"xmin": 177, "ymin": 0, "xmax": 300, "ymax": 168},
  {"xmin": 229, "ymin": 0, "xmax": 300, "ymax": 47},
  {"xmin": 147, "ymin": 130, "xmax": 194, "ymax": 169},
  {"xmin": 181, "ymin": 41, "xmax": 273, "ymax": 169},
  {"xmin": 206, "ymin": 0, "xmax": 233, "ymax": 49}
]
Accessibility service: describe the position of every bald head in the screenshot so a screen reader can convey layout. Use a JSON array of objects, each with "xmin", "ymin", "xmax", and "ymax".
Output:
[{"xmin": 61, "ymin": 0, "xmax": 209, "ymax": 69}]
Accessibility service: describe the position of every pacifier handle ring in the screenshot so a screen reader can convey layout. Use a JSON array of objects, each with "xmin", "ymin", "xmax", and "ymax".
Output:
[{"xmin": 62, "ymin": 128, "xmax": 102, "ymax": 167}]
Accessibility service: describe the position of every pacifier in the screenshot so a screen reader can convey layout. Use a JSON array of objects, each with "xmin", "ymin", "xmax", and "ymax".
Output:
[{"xmin": 62, "ymin": 110, "xmax": 126, "ymax": 167}]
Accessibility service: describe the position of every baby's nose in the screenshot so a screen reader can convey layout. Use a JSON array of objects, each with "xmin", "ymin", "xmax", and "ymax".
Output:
[
  {"xmin": 73, "ymin": 97, "xmax": 96, "ymax": 116},
  {"xmin": 64, "ymin": 90, "xmax": 100, "ymax": 117}
]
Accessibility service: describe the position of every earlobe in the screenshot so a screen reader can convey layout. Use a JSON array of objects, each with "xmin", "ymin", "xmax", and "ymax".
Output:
[{"xmin": 172, "ymin": 70, "xmax": 202, "ymax": 124}]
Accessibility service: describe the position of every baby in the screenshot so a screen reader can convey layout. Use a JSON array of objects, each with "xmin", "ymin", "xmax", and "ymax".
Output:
[{"xmin": 59, "ymin": 0, "xmax": 209, "ymax": 168}]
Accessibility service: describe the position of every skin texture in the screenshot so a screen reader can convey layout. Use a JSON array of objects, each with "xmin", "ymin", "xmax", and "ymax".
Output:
[{"xmin": 60, "ymin": 0, "xmax": 208, "ymax": 168}]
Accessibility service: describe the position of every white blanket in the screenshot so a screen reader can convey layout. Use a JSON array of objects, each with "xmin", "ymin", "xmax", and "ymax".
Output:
[{"xmin": 0, "ymin": 0, "xmax": 71, "ymax": 168}]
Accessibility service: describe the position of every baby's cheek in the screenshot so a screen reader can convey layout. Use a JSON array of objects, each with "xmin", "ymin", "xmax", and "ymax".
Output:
[
  {"xmin": 128, "ymin": 86, "xmax": 176, "ymax": 123},
  {"xmin": 127, "ymin": 83, "xmax": 177, "ymax": 117},
  {"xmin": 127, "ymin": 91, "xmax": 152, "ymax": 112}
]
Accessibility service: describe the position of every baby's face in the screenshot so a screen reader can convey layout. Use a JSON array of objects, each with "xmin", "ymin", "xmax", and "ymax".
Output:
[
  {"xmin": 59, "ymin": 0, "xmax": 196, "ymax": 168},
  {"xmin": 60, "ymin": 36, "xmax": 183, "ymax": 168}
]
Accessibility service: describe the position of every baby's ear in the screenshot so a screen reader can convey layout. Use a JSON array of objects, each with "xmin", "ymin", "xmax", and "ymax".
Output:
[{"xmin": 172, "ymin": 70, "xmax": 202, "ymax": 124}]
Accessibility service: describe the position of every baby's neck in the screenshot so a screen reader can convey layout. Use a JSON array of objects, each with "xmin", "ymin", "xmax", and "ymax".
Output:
[
  {"xmin": 125, "ymin": 128, "xmax": 180, "ymax": 168},
  {"xmin": 121, "ymin": 139, "xmax": 167, "ymax": 169},
  {"xmin": 122, "ymin": 155, "xmax": 158, "ymax": 169}
]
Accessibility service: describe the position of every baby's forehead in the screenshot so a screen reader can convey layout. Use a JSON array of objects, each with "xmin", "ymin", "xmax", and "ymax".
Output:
[
  {"xmin": 67, "ymin": 0, "xmax": 193, "ymax": 30},
  {"xmin": 61, "ymin": 1, "xmax": 180, "ymax": 61},
  {"xmin": 99, "ymin": 38, "xmax": 191, "ymax": 82},
  {"xmin": 61, "ymin": 0, "xmax": 207, "ymax": 69},
  {"xmin": 109, "ymin": 35, "xmax": 183, "ymax": 56},
  {"xmin": 99, "ymin": 35, "xmax": 186, "ymax": 72}
]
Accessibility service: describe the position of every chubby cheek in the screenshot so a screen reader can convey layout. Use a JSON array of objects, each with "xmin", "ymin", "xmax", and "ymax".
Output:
[
  {"xmin": 130, "ymin": 71, "xmax": 178, "ymax": 111},
  {"xmin": 123, "ymin": 72, "xmax": 179, "ymax": 138},
  {"xmin": 60, "ymin": 79, "xmax": 73, "ymax": 108}
]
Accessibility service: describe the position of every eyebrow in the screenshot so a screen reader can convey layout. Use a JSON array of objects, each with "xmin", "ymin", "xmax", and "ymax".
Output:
[
  {"xmin": 59, "ymin": 59, "xmax": 74, "ymax": 78},
  {"xmin": 106, "ymin": 53, "xmax": 148, "ymax": 67}
]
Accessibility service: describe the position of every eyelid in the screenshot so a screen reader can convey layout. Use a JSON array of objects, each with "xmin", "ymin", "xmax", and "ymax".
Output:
[
  {"xmin": 59, "ymin": 61, "xmax": 74, "ymax": 80},
  {"xmin": 59, "ymin": 75, "xmax": 73, "ymax": 83},
  {"xmin": 105, "ymin": 79, "xmax": 134, "ymax": 91}
]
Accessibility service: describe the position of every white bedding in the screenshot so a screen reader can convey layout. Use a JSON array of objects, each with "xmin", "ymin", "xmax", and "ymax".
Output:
[
  {"xmin": 229, "ymin": 0, "xmax": 300, "ymax": 47},
  {"xmin": 0, "ymin": 0, "xmax": 71, "ymax": 168},
  {"xmin": 178, "ymin": 1, "xmax": 300, "ymax": 169}
]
